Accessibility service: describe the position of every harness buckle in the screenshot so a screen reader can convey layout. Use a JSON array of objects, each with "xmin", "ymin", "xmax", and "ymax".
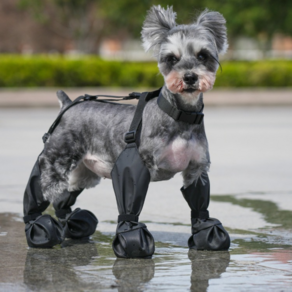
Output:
[
  {"xmin": 126, "ymin": 92, "xmax": 141, "ymax": 99},
  {"xmin": 84, "ymin": 94, "xmax": 97, "ymax": 101},
  {"xmin": 124, "ymin": 131, "xmax": 136, "ymax": 143}
]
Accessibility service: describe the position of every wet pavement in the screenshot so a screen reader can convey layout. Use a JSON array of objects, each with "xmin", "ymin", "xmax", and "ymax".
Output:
[{"xmin": 0, "ymin": 100, "xmax": 292, "ymax": 291}]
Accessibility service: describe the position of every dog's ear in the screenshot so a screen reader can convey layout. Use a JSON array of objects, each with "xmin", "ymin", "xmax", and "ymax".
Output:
[
  {"xmin": 141, "ymin": 5, "xmax": 177, "ymax": 55},
  {"xmin": 196, "ymin": 9, "xmax": 228, "ymax": 54}
]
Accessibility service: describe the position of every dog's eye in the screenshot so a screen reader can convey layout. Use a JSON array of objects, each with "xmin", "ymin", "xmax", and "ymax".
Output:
[
  {"xmin": 166, "ymin": 55, "xmax": 178, "ymax": 64},
  {"xmin": 197, "ymin": 52, "xmax": 208, "ymax": 61}
]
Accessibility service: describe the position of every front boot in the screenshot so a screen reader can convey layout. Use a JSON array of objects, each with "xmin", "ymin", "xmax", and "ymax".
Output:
[
  {"xmin": 181, "ymin": 173, "xmax": 230, "ymax": 251},
  {"xmin": 111, "ymin": 143, "xmax": 155, "ymax": 258}
]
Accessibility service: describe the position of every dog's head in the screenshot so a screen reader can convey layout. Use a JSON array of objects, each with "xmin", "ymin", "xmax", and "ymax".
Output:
[{"xmin": 141, "ymin": 5, "xmax": 228, "ymax": 105}]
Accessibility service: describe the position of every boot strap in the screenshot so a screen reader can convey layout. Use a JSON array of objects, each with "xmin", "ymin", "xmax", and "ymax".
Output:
[
  {"xmin": 23, "ymin": 213, "xmax": 42, "ymax": 223},
  {"xmin": 118, "ymin": 214, "xmax": 139, "ymax": 222},
  {"xmin": 191, "ymin": 210, "xmax": 209, "ymax": 219}
]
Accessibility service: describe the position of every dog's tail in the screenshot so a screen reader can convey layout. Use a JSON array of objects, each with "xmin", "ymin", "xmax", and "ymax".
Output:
[{"xmin": 56, "ymin": 90, "xmax": 72, "ymax": 110}]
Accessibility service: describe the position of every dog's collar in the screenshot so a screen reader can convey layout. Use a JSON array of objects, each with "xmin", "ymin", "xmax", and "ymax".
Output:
[{"xmin": 157, "ymin": 91, "xmax": 204, "ymax": 125}]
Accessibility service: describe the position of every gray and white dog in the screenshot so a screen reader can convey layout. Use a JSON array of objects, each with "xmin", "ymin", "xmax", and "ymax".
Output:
[{"xmin": 40, "ymin": 5, "xmax": 228, "ymax": 203}]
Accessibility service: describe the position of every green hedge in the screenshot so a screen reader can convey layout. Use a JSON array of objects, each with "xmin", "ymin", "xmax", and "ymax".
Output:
[
  {"xmin": 0, "ymin": 55, "xmax": 291, "ymax": 87},
  {"xmin": 215, "ymin": 61, "xmax": 292, "ymax": 87}
]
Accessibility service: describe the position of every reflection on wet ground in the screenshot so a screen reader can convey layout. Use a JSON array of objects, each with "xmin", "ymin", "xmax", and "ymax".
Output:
[{"xmin": 1, "ymin": 192, "xmax": 292, "ymax": 292}]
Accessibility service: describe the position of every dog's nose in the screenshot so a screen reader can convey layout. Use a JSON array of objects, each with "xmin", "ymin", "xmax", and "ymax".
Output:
[{"xmin": 183, "ymin": 73, "xmax": 198, "ymax": 85}]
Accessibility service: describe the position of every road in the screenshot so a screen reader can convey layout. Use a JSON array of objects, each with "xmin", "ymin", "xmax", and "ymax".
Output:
[{"xmin": 0, "ymin": 92, "xmax": 291, "ymax": 291}]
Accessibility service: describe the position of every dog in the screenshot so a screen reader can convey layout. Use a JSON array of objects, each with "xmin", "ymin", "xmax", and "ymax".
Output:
[
  {"xmin": 40, "ymin": 5, "xmax": 227, "ymax": 200},
  {"xmin": 24, "ymin": 5, "xmax": 230, "ymax": 254}
]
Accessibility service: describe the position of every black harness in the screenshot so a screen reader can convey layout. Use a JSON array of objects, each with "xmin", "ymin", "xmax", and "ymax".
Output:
[{"xmin": 43, "ymin": 88, "xmax": 204, "ymax": 144}]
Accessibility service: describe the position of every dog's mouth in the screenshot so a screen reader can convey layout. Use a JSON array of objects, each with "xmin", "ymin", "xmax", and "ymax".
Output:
[{"xmin": 182, "ymin": 87, "xmax": 197, "ymax": 93}]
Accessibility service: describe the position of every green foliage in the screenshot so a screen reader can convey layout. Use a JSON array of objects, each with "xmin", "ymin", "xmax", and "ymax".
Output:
[
  {"xmin": 18, "ymin": 0, "xmax": 106, "ymax": 53},
  {"xmin": 0, "ymin": 55, "xmax": 291, "ymax": 88},
  {"xmin": 99, "ymin": 0, "xmax": 292, "ymax": 40},
  {"xmin": 215, "ymin": 61, "xmax": 292, "ymax": 87},
  {"xmin": 19, "ymin": 0, "xmax": 292, "ymax": 45}
]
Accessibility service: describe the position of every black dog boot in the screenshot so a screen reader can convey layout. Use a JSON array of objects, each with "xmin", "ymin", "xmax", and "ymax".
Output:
[
  {"xmin": 24, "ymin": 214, "xmax": 63, "ymax": 248},
  {"xmin": 113, "ymin": 217, "xmax": 155, "ymax": 259},
  {"xmin": 57, "ymin": 208, "xmax": 98, "ymax": 239},
  {"xmin": 53, "ymin": 190, "xmax": 98, "ymax": 239},
  {"xmin": 23, "ymin": 159, "xmax": 63, "ymax": 248},
  {"xmin": 111, "ymin": 143, "xmax": 155, "ymax": 258},
  {"xmin": 181, "ymin": 173, "xmax": 230, "ymax": 251}
]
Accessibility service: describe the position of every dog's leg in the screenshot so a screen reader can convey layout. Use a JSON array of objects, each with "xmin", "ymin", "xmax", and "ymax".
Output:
[
  {"xmin": 51, "ymin": 161, "xmax": 99, "ymax": 240},
  {"xmin": 181, "ymin": 171, "xmax": 230, "ymax": 250},
  {"xmin": 111, "ymin": 144, "xmax": 155, "ymax": 259},
  {"xmin": 53, "ymin": 189, "xmax": 98, "ymax": 240},
  {"xmin": 23, "ymin": 157, "xmax": 99, "ymax": 247},
  {"xmin": 23, "ymin": 158, "xmax": 64, "ymax": 248}
]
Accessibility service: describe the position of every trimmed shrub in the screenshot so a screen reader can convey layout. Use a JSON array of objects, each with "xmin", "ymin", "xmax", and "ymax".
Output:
[
  {"xmin": 215, "ymin": 61, "xmax": 292, "ymax": 87},
  {"xmin": 0, "ymin": 55, "xmax": 291, "ymax": 88}
]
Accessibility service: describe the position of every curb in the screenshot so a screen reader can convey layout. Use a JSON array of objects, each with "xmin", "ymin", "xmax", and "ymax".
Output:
[{"xmin": 0, "ymin": 88, "xmax": 291, "ymax": 107}]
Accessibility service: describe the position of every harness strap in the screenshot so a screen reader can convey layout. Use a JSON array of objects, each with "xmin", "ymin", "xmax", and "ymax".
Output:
[
  {"xmin": 42, "ymin": 91, "xmax": 142, "ymax": 144},
  {"xmin": 124, "ymin": 88, "xmax": 161, "ymax": 145},
  {"xmin": 157, "ymin": 91, "xmax": 204, "ymax": 125}
]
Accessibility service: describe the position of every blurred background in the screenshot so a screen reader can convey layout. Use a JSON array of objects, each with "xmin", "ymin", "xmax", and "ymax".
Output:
[
  {"xmin": 0, "ymin": 0, "xmax": 291, "ymax": 89},
  {"xmin": 1, "ymin": 2, "xmax": 292, "ymax": 290}
]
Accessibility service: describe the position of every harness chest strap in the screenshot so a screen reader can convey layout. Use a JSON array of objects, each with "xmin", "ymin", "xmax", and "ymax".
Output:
[
  {"xmin": 157, "ymin": 91, "xmax": 204, "ymax": 125},
  {"xmin": 123, "ymin": 88, "xmax": 161, "ymax": 144},
  {"xmin": 124, "ymin": 89, "xmax": 204, "ymax": 145}
]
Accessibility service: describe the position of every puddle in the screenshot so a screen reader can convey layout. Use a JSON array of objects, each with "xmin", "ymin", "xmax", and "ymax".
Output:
[
  {"xmin": 0, "ymin": 213, "xmax": 292, "ymax": 292},
  {"xmin": 1, "ymin": 190, "xmax": 292, "ymax": 292},
  {"xmin": 211, "ymin": 194, "xmax": 292, "ymax": 230}
]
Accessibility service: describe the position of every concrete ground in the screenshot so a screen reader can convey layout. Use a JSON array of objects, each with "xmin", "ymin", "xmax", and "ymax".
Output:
[
  {"xmin": 1, "ymin": 87, "xmax": 292, "ymax": 107},
  {"xmin": 0, "ymin": 88, "xmax": 292, "ymax": 291}
]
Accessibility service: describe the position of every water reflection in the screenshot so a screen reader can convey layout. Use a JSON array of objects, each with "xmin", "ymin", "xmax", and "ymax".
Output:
[
  {"xmin": 112, "ymin": 258, "xmax": 155, "ymax": 291},
  {"xmin": 23, "ymin": 238, "xmax": 156, "ymax": 291},
  {"xmin": 23, "ymin": 236, "xmax": 231, "ymax": 292},
  {"xmin": 23, "ymin": 240, "xmax": 231, "ymax": 292},
  {"xmin": 188, "ymin": 250, "xmax": 230, "ymax": 292},
  {"xmin": 24, "ymin": 239, "xmax": 98, "ymax": 291}
]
